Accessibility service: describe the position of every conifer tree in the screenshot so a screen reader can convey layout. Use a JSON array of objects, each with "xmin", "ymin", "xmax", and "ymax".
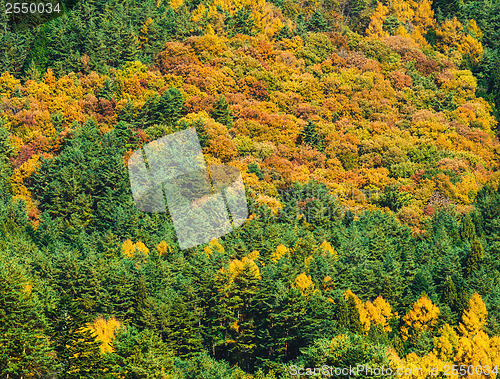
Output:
[
  {"xmin": 460, "ymin": 213, "xmax": 476, "ymax": 242},
  {"xmin": 0, "ymin": 260, "xmax": 57, "ymax": 377},
  {"xmin": 298, "ymin": 120, "xmax": 324, "ymax": 151},
  {"xmin": 465, "ymin": 239, "xmax": 483, "ymax": 276},
  {"xmin": 48, "ymin": 295, "xmax": 106, "ymax": 377},
  {"xmin": 210, "ymin": 96, "xmax": 233, "ymax": 127},
  {"xmin": 307, "ymin": 11, "xmax": 328, "ymax": 32},
  {"xmin": 442, "ymin": 276, "xmax": 457, "ymax": 308},
  {"xmin": 227, "ymin": 7, "xmax": 255, "ymax": 37}
]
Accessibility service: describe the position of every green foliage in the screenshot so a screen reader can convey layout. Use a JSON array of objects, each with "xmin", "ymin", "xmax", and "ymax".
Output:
[
  {"xmin": 307, "ymin": 11, "xmax": 328, "ymax": 32},
  {"xmin": 382, "ymin": 15, "xmax": 401, "ymax": 35},
  {"xmin": 299, "ymin": 32, "xmax": 334, "ymax": 65},
  {"xmin": 248, "ymin": 162, "xmax": 264, "ymax": 180},
  {"xmin": 0, "ymin": 256, "xmax": 57, "ymax": 377},
  {"xmin": 211, "ymin": 96, "xmax": 233, "ymax": 127},
  {"xmin": 226, "ymin": 7, "xmax": 256, "ymax": 37},
  {"xmin": 142, "ymin": 87, "xmax": 186, "ymax": 127},
  {"xmin": 297, "ymin": 120, "xmax": 324, "ymax": 151}
]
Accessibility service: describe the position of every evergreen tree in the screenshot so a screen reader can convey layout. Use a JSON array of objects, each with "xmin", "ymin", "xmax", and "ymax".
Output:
[
  {"xmin": 298, "ymin": 120, "xmax": 324, "ymax": 151},
  {"xmin": 465, "ymin": 239, "xmax": 484, "ymax": 276},
  {"xmin": 142, "ymin": 87, "xmax": 186, "ymax": 127},
  {"xmin": 48, "ymin": 295, "xmax": 106, "ymax": 377},
  {"xmin": 340, "ymin": 295, "xmax": 363, "ymax": 334},
  {"xmin": 97, "ymin": 78, "xmax": 116, "ymax": 101},
  {"xmin": 210, "ymin": 96, "xmax": 233, "ymax": 127},
  {"xmin": 227, "ymin": 7, "xmax": 256, "ymax": 37},
  {"xmin": 0, "ymin": 259, "xmax": 57, "ymax": 377},
  {"xmin": 276, "ymin": 25, "xmax": 292, "ymax": 41},
  {"xmin": 296, "ymin": 14, "xmax": 307, "ymax": 35},
  {"xmin": 460, "ymin": 213, "xmax": 476, "ymax": 242},
  {"xmin": 442, "ymin": 276, "xmax": 458, "ymax": 308},
  {"xmin": 307, "ymin": 11, "xmax": 328, "ymax": 32}
]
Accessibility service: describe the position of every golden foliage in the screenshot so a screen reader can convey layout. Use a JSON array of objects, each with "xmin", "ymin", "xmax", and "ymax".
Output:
[
  {"xmin": 87, "ymin": 317, "xmax": 121, "ymax": 354},
  {"xmin": 204, "ymin": 238, "xmax": 225, "ymax": 257},
  {"xmin": 156, "ymin": 240, "xmax": 173, "ymax": 256},
  {"xmin": 365, "ymin": 296, "xmax": 397, "ymax": 333},
  {"xmin": 436, "ymin": 17, "xmax": 483, "ymax": 63},
  {"xmin": 433, "ymin": 324, "xmax": 459, "ymax": 361},
  {"xmin": 122, "ymin": 239, "xmax": 149, "ymax": 258},
  {"xmin": 318, "ymin": 241, "xmax": 338, "ymax": 260},
  {"xmin": 271, "ymin": 244, "xmax": 288, "ymax": 262},
  {"xmin": 401, "ymin": 295, "xmax": 440, "ymax": 341},
  {"xmin": 458, "ymin": 292, "xmax": 488, "ymax": 338},
  {"xmin": 0, "ymin": 72, "xmax": 21, "ymax": 98},
  {"xmin": 366, "ymin": 2, "xmax": 389, "ymax": 38},
  {"xmin": 294, "ymin": 272, "xmax": 315, "ymax": 295},
  {"xmin": 228, "ymin": 256, "xmax": 261, "ymax": 280},
  {"xmin": 344, "ymin": 290, "xmax": 396, "ymax": 333}
]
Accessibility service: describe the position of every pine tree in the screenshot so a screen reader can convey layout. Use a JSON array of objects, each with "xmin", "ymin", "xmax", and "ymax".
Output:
[
  {"xmin": 0, "ymin": 260, "xmax": 57, "ymax": 377},
  {"xmin": 97, "ymin": 78, "xmax": 115, "ymax": 101},
  {"xmin": 227, "ymin": 7, "xmax": 256, "ymax": 37},
  {"xmin": 307, "ymin": 11, "xmax": 328, "ymax": 32},
  {"xmin": 155, "ymin": 87, "xmax": 186, "ymax": 126},
  {"xmin": 210, "ymin": 96, "xmax": 233, "ymax": 127},
  {"xmin": 48, "ymin": 295, "xmax": 106, "ymax": 377},
  {"xmin": 113, "ymin": 121, "xmax": 136, "ymax": 150},
  {"xmin": 341, "ymin": 295, "xmax": 363, "ymax": 334},
  {"xmin": 298, "ymin": 120, "xmax": 324, "ymax": 151},
  {"xmin": 296, "ymin": 14, "xmax": 307, "ymax": 35},
  {"xmin": 460, "ymin": 213, "xmax": 476, "ymax": 242},
  {"xmin": 276, "ymin": 25, "xmax": 292, "ymax": 41},
  {"xmin": 442, "ymin": 276, "xmax": 457, "ymax": 308},
  {"xmin": 465, "ymin": 239, "xmax": 483, "ymax": 276}
]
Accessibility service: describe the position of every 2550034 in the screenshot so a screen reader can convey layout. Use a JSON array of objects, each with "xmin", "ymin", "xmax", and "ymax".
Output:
[
  {"xmin": 5, "ymin": 2, "xmax": 61, "ymax": 14},
  {"xmin": 443, "ymin": 365, "xmax": 499, "ymax": 376}
]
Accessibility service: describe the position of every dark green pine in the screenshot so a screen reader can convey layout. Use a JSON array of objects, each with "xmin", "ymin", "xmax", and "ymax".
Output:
[{"xmin": 211, "ymin": 96, "xmax": 233, "ymax": 127}]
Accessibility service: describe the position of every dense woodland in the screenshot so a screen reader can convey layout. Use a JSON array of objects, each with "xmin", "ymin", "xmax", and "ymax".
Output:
[{"xmin": 1, "ymin": 0, "xmax": 500, "ymax": 377}]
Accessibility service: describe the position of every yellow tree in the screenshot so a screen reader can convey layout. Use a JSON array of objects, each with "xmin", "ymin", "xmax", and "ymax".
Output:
[
  {"xmin": 391, "ymin": 0, "xmax": 414, "ymax": 23},
  {"xmin": 401, "ymin": 295, "xmax": 440, "ymax": 342},
  {"xmin": 412, "ymin": 0, "xmax": 435, "ymax": 33},
  {"xmin": 458, "ymin": 292, "xmax": 488, "ymax": 338},
  {"xmin": 86, "ymin": 317, "xmax": 121, "ymax": 354},
  {"xmin": 365, "ymin": 296, "xmax": 397, "ymax": 332},
  {"xmin": 271, "ymin": 244, "xmax": 288, "ymax": 262},
  {"xmin": 436, "ymin": 17, "xmax": 463, "ymax": 50},
  {"xmin": 467, "ymin": 19, "xmax": 484, "ymax": 40},
  {"xmin": 435, "ymin": 16, "xmax": 483, "ymax": 63},
  {"xmin": 204, "ymin": 238, "xmax": 225, "ymax": 257},
  {"xmin": 344, "ymin": 289, "xmax": 371, "ymax": 331},
  {"xmin": 228, "ymin": 256, "xmax": 261, "ymax": 281},
  {"xmin": 294, "ymin": 273, "xmax": 315, "ymax": 296},
  {"xmin": 366, "ymin": 2, "xmax": 389, "ymax": 38},
  {"xmin": 455, "ymin": 331, "xmax": 500, "ymax": 378},
  {"xmin": 122, "ymin": 239, "xmax": 149, "ymax": 258},
  {"xmin": 459, "ymin": 35, "xmax": 484, "ymax": 64},
  {"xmin": 433, "ymin": 324, "xmax": 459, "ymax": 361},
  {"xmin": 156, "ymin": 241, "xmax": 173, "ymax": 256}
]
